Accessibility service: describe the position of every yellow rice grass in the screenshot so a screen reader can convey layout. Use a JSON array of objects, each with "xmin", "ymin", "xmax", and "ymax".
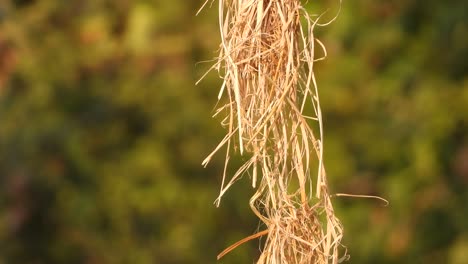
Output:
[{"xmin": 199, "ymin": 1, "xmax": 345, "ymax": 263}]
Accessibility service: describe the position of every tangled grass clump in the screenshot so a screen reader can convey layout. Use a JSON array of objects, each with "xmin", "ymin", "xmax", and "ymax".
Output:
[{"xmin": 198, "ymin": 1, "xmax": 345, "ymax": 263}]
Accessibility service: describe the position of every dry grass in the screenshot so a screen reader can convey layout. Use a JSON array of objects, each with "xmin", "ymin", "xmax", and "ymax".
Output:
[{"xmin": 199, "ymin": 0, "xmax": 346, "ymax": 263}]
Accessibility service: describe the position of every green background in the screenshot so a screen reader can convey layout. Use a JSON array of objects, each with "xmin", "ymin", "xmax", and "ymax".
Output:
[{"xmin": 0, "ymin": 0, "xmax": 467, "ymax": 263}]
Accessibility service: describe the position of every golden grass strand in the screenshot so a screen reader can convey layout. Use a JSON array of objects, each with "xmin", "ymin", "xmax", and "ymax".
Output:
[{"xmin": 199, "ymin": 1, "xmax": 345, "ymax": 263}]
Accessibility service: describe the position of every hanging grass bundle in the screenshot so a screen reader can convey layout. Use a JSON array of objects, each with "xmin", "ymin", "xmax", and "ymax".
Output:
[{"xmin": 199, "ymin": 0, "xmax": 345, "ymax": 263}]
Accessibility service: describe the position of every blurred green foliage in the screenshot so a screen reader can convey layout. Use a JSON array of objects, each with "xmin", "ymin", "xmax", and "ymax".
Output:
[{"xmin": 0, "ymin": 0, "xmax": 466, "ymax": 263}]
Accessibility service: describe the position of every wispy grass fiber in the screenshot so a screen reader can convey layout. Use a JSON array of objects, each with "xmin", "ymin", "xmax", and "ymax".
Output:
[{"xmin": 199, "ymin": 1, "xmax": 345, "ymax": 263}]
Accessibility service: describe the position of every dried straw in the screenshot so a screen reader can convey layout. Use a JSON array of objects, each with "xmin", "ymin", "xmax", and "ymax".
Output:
[{"xmin": 199, "ymin": 0, "xmax": 345, "ymax": 263}]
